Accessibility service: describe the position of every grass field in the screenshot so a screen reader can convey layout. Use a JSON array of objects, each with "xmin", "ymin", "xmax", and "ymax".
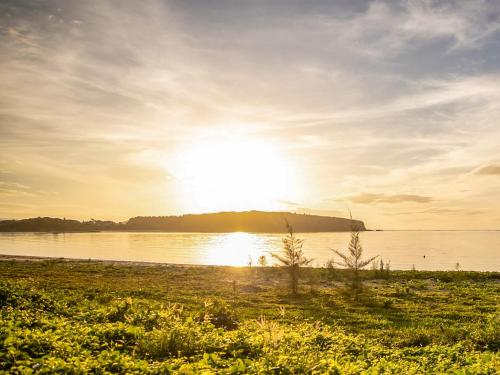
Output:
[{"xmin": 0, "ymin": 259, "xmax": 499, "ymax": 374}]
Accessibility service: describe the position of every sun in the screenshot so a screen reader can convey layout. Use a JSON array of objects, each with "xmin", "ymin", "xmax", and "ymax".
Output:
[{"xmin": 173, "ymin": 137, "xmax": 296, "ymax": 213}]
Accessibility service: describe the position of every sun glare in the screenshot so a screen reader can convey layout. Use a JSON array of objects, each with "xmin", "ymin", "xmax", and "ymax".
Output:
[
  {"xmin": 202, "ymin": 232, "xmax": 270, "ymax": 266},
  {"xmin": 173, "ymin": 138, "xmax": 296, "ymax": 213}
]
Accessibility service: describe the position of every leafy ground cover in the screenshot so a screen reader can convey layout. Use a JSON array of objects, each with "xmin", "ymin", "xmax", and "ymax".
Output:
[{"xmin": 0, "ymin": 259, "xmax": 498, "ymax": 374}]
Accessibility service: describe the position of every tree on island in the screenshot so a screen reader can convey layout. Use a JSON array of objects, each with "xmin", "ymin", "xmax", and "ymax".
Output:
[
  {"xmin": 271, "ymin": 221, "xmax": 312, "ymax": 294},
  {"xmin": 331, "ymin": 217, "xmax": 377, "ymax": 298}
]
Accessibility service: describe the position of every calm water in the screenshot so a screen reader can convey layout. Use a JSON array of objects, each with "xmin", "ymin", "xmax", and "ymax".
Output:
[{"xmin": 0, "ymin": 231, "xmax": 499, "ymax": 271}]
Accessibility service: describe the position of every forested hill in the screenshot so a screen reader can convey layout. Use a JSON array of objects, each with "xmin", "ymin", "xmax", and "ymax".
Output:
[
  {"xmin": 127, "ymin": 211, "xmax": 366, "ymax": 232},
  {"xmin": 0, "ymin": 217, "xmax": 123, "ymax": 232},
  {"xmin": 0, "ymin": 211, "xmax": 366, "ymax": 233}
]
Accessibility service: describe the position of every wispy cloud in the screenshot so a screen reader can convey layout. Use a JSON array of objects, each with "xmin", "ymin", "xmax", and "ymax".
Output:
[
  {"xmin": 347, "ymin": 193, "xmax": 433, "ymax": 204},
  {"xmin": 0, "ymin": 181, "xmax": 35, "ymax": 197},
  {"xmin": 474, "ymin": 163, "xmax": 500, "ymax": 175},
  {"xmin": 325, "ymin": 0, "xmax": 500, "ymax": 57}
]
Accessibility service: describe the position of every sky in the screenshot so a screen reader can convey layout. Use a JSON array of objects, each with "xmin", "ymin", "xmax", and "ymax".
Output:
[{"xmin": 1, "ymin": 0, "xmax": 500, "ymax": 230}]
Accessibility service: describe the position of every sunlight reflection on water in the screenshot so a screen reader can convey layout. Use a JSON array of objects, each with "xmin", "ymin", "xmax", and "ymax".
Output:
[{"xmin": 202, "ymin": 232, "xmax": 272, "ymax": 266}]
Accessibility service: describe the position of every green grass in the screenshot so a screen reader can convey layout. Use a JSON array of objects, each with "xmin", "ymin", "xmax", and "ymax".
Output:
[{"xmin": 0, "ymin": 259, "xmax": 499, "ymax": 374}]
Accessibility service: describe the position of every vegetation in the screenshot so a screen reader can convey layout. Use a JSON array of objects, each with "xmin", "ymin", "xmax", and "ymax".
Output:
[
  {"xmin": 257, "ymin": 255, "xmax": 268, "ymax": 267},
  {"xmin": 271, "ymin": 222, "xmax": 312, "ymax": 294},
  {"xmin": 0, "ymin": 211, "xmax": 365, "ymax": 233},
  {"xmin": 0, "ymin": 259, "xmax": 498, "ymax": 374},
  {"xmin": 332, "ymin": 223, "xmax": 378, "ymax": 297},
  {"xmin": 0, "ymin": 217, "xmax": 122, "ymax": 232}
]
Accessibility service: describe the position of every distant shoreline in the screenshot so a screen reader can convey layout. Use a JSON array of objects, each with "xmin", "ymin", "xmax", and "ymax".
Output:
[
  {"xmin": 3, "ymin": 229, "xmax": 500, "ymax": 234},
  {"xmin": 0, "ymin": 211, "xmax": 367, "ymax": 233},
  {"xmin": 0, "ymin": 229, "xmax": 360, "ymax": 234},
  {"xmin": 0, "ymin": 254, "xmax": 204, "ymax": 268}
]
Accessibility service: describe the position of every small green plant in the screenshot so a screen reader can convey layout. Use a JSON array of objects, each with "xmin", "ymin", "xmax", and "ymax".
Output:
[
  {"xmin": 106, "ymin": 297, "xmax": 133, "ymax": 322},
  {"xmin": 331, "ymin": 219, "xmax": 377, "ymax": 297},
  {"xmin": 271, "ymin": 220, "xmax": 312, "ymax": 294},
  {"xmin": 198, "ymin": 299, "xmax": 238, "ymax": 330},
  {"xmin": 382, "ymin": 298, "xmax": 394, "ymax": 308},
  {"xmin": 325, "ymin": 259, "xmax": 337, "ymax": 280}
]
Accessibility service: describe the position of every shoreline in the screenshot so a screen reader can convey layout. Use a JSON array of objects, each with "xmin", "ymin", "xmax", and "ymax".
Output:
[
  {"xmin": 1, "ymin": 254, "xmax": 499, "ymax": 275},
  {"xmin": 0, "ymin": 254, "xmax": 223, "ymax": 268}
]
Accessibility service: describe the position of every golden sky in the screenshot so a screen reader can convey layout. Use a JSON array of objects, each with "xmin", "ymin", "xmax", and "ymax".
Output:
[{"xmin": 1, "ymin": 0, "xmax": 500, "ymax": 229}]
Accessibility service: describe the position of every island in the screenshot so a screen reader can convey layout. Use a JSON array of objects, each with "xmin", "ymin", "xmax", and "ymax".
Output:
[{"xmin": 0, "ymin": 211, "xmax": 366, "ymax": 233}]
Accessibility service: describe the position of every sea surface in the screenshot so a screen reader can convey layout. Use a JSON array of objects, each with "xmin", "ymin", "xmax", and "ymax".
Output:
[{"xmin": 0, "ymin": 231, "xmax": 499, "ymax": 271}]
